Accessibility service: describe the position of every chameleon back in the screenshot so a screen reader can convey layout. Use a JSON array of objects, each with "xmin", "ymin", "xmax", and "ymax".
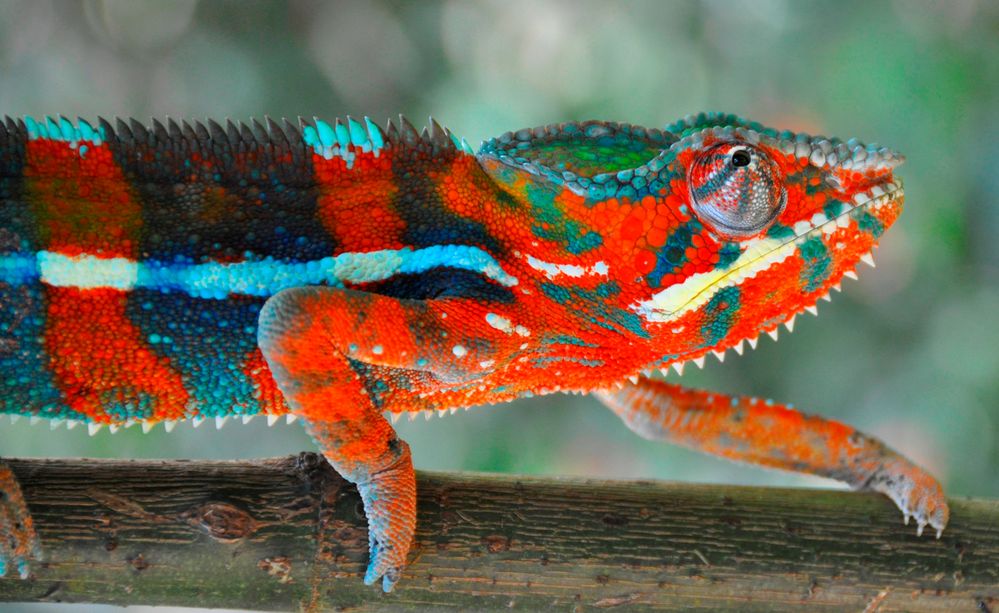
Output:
[
  {"xmin": 0, "ymin": 118, "xmax": 318, "ymax": 422},
  {"xmin": 0, "ymin": 116, "xmax": 494, "ymax": 424}
]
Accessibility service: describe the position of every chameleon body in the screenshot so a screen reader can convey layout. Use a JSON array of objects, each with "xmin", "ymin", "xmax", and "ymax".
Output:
[{"xmin": 0, "ymin": 112, "xmax": 948, "ymax": 590}]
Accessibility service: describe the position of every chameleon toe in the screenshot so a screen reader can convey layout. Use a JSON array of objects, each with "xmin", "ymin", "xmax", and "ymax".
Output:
[{"xmin": 0, "ymin": 462, "xmax": 41, "ymax": 580}]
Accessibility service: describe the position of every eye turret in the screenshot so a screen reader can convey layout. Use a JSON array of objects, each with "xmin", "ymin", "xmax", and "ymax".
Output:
[{"xmin": 688, "ymin": 143, "xmax": 786, "ymax": 238}]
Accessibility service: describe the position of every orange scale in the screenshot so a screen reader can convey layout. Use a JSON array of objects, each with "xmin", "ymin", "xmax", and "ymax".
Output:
[
  {"xmin": 634, "ymin": 250, "xmax": 656, "ymax": 275},
  {"xmin": 647, "ymin": 227, "xmax": 668, "ymax": 248},
  {"xmin": 651, "ymin": 213, "xmax": 674, "ymax": 230},
  {"xmin": 637, "ymin": 196, "xmax": 658, "ymax": 218}
]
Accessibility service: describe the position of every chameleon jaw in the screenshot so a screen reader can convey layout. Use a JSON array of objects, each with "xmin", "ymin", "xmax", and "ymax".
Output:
[{"xmin": 633, "ymin": 178, "xmax": 904, "ymax": 323}]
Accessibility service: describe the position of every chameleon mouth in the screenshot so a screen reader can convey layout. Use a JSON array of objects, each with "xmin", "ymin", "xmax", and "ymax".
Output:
[{"xmin": 634, "ymin": 178, "xmax": 904, "ymax": 323}]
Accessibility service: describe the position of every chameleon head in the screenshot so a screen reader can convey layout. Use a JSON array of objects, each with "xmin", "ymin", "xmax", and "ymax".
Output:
[
  {"xmin": 478, "ymin": 113, "xmax": 902, "ymax": 369},
  {"xmin": 633, "ymin": 114, "xmax": 905, "ymax": 363}
]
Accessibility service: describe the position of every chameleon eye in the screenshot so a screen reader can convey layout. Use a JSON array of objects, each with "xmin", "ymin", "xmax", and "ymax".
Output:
[{"xmin": 688, "ymin": 143, "xmax": 786, "ymax": 238}]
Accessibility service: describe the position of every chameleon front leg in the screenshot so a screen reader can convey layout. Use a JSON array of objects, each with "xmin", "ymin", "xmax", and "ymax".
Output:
[
  {"xmin": 257, "ymin": 285, "xmax": 513, "ymax": 591},
  {"xmin": 595, "ymin": 376, "xmax": 949, "ymax": 536},
  {"xmin": 0, "ymin": 461, "xmax": 41, "ymax": 578}
]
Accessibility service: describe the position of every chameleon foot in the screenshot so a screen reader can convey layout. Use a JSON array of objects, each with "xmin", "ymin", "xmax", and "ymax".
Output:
[
  {"xmin": 356, "ymin": 440, "xmax": 417, "ymax": 592},
  {"xmin": 861, "ymin": 455, "xmax": 949, "ymax": 538},
  {"xmin": 0, "ymin": 461, "xmax": 41, "ymax": 578}
]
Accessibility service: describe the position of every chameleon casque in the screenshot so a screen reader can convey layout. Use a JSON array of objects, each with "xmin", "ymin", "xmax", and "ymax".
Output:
[{"xmin": 0, "ymin": 111, "xmax": 949, "ymax": 591}]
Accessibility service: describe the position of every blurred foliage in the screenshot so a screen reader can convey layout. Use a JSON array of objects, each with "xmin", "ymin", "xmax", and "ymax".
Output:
[{"xmin": 0, "ymin": 0, "xmax": 997, "ymax": 509}]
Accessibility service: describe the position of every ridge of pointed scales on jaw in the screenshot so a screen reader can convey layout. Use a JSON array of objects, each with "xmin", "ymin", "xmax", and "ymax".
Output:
[{"xmin": 632, "ymin": 113, "xmax": 905, "ymax": 377}]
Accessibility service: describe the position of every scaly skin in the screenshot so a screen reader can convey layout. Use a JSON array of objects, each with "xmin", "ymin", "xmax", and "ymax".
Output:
[{"xmin": 0, "ymin": 112, "xmax": 947, "ymax": 590}]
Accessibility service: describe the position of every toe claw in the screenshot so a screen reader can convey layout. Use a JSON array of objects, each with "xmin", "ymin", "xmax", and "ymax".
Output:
[
  {"xmin": 363, "ymin": 562, "xmax": 380, "ymax": 586},
  {"xmin": 867, "ymin": 458, "xmax": 948, "ymax": 539},
  {"xmin": 382, "ymin": 572, "xmax": 398, "ymax": 593},
  {"xmin": 363, "ymin": 558, "xmax": 400, "ymax": 592}
]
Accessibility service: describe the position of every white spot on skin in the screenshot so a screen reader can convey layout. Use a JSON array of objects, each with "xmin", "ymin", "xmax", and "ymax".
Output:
[
  {"xmin": 525, "ymin": 256, "xmax": 561, "ymax": 278},
  {"xmin": 371, "ymin": 345, "xmax": 384, "ymax": 355},
  {"xmin": 452, "ymin": 345, "xmax": 468, "ymax": 357},
  {"xmin": 485, "ymin": 312, "xmax": 513, "ymax": 333},
  {"xmin": 479, "ymin": 360, "xmax": 494, "ymax": 368},
  {"xmin": 486, "ymin": 313, "xmax": 530, "ymax": 337},
  {"xmin": 524, "ymin": 255, "xmax": 610, "ymax": 279}
]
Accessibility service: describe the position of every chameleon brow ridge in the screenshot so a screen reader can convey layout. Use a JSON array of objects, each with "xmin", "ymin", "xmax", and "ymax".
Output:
[{"xmin": 0, "ymin": 245, "xmax": 519, "ymax": 298}]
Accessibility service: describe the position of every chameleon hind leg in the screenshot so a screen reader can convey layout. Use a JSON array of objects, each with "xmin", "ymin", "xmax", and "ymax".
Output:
[
  {"xmin": 595, "ymin": 376, "xmax": 949, "ymax": 536},
  {"xmin": 0, "ymin": 461, "xmax": 41, "ymax": 578},
  {"xmin": 257, "ymin": 285, "xmax": 518, "ymax": 591}
]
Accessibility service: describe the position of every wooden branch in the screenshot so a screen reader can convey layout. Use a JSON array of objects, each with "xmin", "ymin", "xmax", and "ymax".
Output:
[{"xmin": 0, "ymin": 456, "xmax": 996, "ymax": 611}]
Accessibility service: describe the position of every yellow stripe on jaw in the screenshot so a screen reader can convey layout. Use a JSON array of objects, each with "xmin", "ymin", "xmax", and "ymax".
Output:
[{"xmin": 632, "ymin": 236, "xmax": 795, "ymax": 322}]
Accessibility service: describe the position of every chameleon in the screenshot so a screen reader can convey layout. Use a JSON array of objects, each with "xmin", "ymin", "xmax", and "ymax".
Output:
[{"xmin": 0, "ymin": 111, "xmax": 949, "ymax": 591}]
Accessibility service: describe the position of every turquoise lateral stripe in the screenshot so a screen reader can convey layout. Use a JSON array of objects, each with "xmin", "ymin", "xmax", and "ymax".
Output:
[{"xmin": 0, "ymin": 246, "xmax": 518, "ymax": 299}]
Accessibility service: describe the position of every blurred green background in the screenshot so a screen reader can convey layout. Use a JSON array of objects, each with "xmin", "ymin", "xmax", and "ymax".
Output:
[{"xmin": 0, "ymin": 0, "xmax": 997, "ymax": 565}]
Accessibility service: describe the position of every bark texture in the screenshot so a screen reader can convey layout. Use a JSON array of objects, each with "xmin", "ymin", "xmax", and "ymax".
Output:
[{"xmin": 0, "ymin": 455, "xmax": 996, "ymax": 611}]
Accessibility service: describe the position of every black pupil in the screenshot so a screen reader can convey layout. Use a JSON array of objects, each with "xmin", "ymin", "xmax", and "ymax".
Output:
[{"xmin": 731, "ymin": 150, "xmax": 751, "ymax": 167}]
